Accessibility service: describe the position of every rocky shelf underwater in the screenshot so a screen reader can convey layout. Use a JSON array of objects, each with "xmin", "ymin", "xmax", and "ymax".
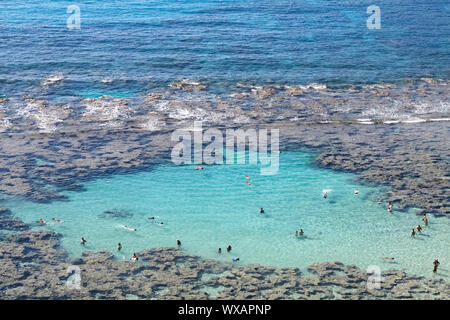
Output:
[{"xmin": 0, "ymin": 77, "xmax": 449, "ymax": 300}]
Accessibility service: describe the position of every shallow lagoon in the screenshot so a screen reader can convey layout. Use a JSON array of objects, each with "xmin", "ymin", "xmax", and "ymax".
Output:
[{"xmin": 4, "ymin": 151, "xmax": 449, "ymax": 278}]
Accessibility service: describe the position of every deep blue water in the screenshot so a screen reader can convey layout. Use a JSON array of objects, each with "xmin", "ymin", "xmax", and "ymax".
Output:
[{"xmin": 1, "ymin": 0, "xmax": 449, "ymax": 97}]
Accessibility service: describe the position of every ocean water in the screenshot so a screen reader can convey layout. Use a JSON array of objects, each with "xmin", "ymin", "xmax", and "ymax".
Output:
[
  {"xmin": 1, "ymin": 0, "xmax": 449, "ymax": 98},
  {"xmin": 4, "ymin": 151, "xmax": 450, "ymax": 278}
]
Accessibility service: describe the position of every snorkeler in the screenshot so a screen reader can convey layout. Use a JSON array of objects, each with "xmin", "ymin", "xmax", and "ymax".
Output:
[
  {"xmin": 81, "ymin": 237, "xmax": 87, "ymax": 245},
  {"xmin": 227, "ymin": 245, "xmax": 232, "ymax": 252},
  {"xmin": 423, "ymin": 214, "xmax": 428, "ymax": 226},
  {"xmin": 118, "ymin": 243, "xmax": 122, "ymax": 251}
]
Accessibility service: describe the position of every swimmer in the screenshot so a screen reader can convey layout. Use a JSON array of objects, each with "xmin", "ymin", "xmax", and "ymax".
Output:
[
  {"xmin": 232, "ymin": 258, "xmax": 240, "ymax": 262},
  {"xmin": 411, "ymin": 229, "xmax": 415, "ymax": 237},
  {"xmin": 148, "ymin": 217, "xmax": 155, "ymax": 220},
  {"xmin": 118, "ymin": 243, "xmax": 122, "ymax": 251},
  {"xmin": 245, "ymin": 181, "xmax": 251, "ymax": 186},
  {"xmin": 380, "ymin": 257, "xmax": 395, "ymax": 260},
  {"xmin": 433, "ymin": 259, "xmax": 440, "ymax": 273},
  {"xmin": 323, "ymin": 192, "xmax": 327, "ymax": 199},
  {"xmin": 132, "ymin": 253, "xmax": 138, "ymax": 261},
  {"xmin": 299, "ymin": 229, "xmax": 304, "ymax": 236},
  {"xmin": 122, "ymin": 225, "xmax": 137, "ymax": 231},
  {"xmin": 177, "ymin": 240, "xmax": 181, "ymax": 247},
  {"xmin": 260, "ymin": 208, "xmax": 264, "ymax": 214},
  {"xmin": 416, "ymin": 225, "xmax": 422, "ymax": 233},
  {"xmin": 245, "ymin": 175, "xmax": 250, "ymax": 180},
  {"xmin": 218, "ymin": 248, "xmax": 222, "ymax": 254},
  {"xmin": 295, "ymin": 230, "xmax": 298, "ymax": 237},
  {"xmin": 52, "ymin": 218, "xmax": 63, "ymax": 223},
  {"xmin": 388, "ymin": 202, "xmax": 393, "ymax": 208},
  {"xmin": 423, "ymin": 214, "xmax": 428, "ymax": 226},
  {"xmin": 81, "ymin": 237, "xmax": 87, "ymax": 245},
  {"xmin": 354, "ymin": 189, "xmax": 359, "ymax": 195},
  {"xmin": 388, "ymin": 207, "xmax": 392, "ymax": 213},
  {"xmin": 227, "ymin": 245, "xmax": 232, "ymax": 252}
]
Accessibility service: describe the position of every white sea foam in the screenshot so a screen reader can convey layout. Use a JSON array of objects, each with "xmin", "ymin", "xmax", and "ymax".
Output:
[{"xmin": 41, "ymin": 72, "xmax": 64, "ymax": 86}]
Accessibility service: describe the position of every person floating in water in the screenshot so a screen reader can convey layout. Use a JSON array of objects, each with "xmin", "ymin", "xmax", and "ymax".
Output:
[
  {"xmin": 260, "ymin": 208, "xmax": 264, "ymax": 214},
  {"xmin": 227, "ymin": 245, "xmax": 232, "ymax": 252},
  {"xmin": 411, "ymin": 229, "xmax": 415, "ymax": 237},
  {"xmin": 354, "ymin": 189, "xmax": 359, "ymax": 195},
  {"xmin": 218, "ymin": 248, "xmax": 222, "ymax": 254},
  {"xmin": 423, "ymin": 214, "xmax": 428, "ymax": 226},
  {"xmin": 433, "ymin": 259, "xmax": 440, "ymax": 273},
  {"xmin": 132, "ymin": 253, "xmax": 138, "ymax": 261},
  {"xmin": 380, "ymin": 257, "xmax": 395, "ymax": 260},
  {"xmin": 52, "ymin": 218, "xmax": 63, "ymax": 223},
  {"xmin": 117, "ymin": 243, "xmax": 122, "ymax": 251},
  {"xmin": 232, "ymin": 258, "xmax": 240, "ymax": 262},
  {"xmin": 416, "ymin": 225, "xmax": 422, "ymax": 233},
  {"xmin": 177, "ymin": 240, "xmax": 181, "ymax": 247},
  {"xmin": 194, "ymin": 166, "xmax": 204, "ymax": 170},
  {"xmin": 81, "ymin": 237, "xmax": 87, "ymax": 245}
]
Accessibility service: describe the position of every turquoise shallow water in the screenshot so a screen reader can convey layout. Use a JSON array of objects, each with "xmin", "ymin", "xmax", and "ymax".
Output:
[{"xmin": 4, "ymin": 151, "xmax": 450, "ymax": 279}]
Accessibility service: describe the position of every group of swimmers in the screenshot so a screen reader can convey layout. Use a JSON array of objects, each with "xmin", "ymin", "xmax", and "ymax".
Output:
[
  {"xmin": 295, "ymin": 229, "xmax": 304, "ymax": 237},
  {"xmin": 218, "ymin": 245, "xmax": 232, "ymax": 254},
  {"xmin": 411, "ymin": 214, "xmax": 429, "ymax": 237},
  {"xmin": 39, "ymin": 218, "xmax": 64, "ymax": 225}
]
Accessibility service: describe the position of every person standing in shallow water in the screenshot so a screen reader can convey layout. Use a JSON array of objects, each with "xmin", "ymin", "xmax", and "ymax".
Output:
[
  {"xmin": 218, "ymin": 248, "xmax": 222, "ymax": 254},
  {"xmin": 260, "ymin": 208, "xmax": 264, "ymax": 214},
  {"xmin": 177, "ymin": 240, "xmax": 181, "ymax": 247},
  {"xmin": 423, "ymin": 214, "xmax": 428, "ymax": 226},
  {"xmin": 227, "ymin": 245, "xmax": 232, "ymax": 252},
  {"xmin": 416, "ymin": 225, "xmax": 422, "ymax": 233},
  {"xmin": 411, "ymin": 229, "xmax": 416, "ymax": 237},
  {"xmin": 433, "ymin": 259, "xmax": 440, "ymax": 273},
  {"xmin": 117, "ymin": 243, "xmax": 122, "ymax": 251}
]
